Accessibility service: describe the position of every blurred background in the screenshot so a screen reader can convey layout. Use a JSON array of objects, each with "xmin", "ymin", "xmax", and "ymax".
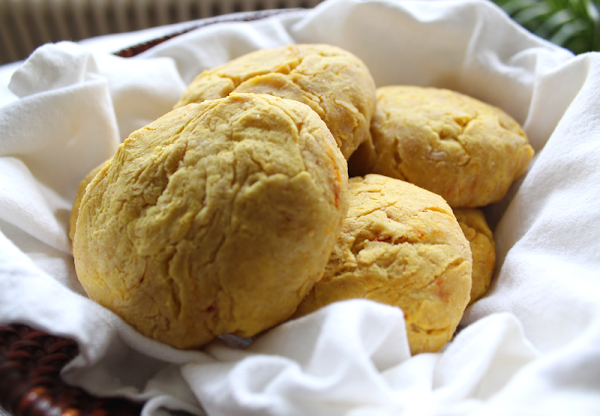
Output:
[
  {"xmin": 0, "ymin": 0, "xmax": 599, "ymax": 65},
  {"xmin": 0, "ymin": 0, "xmax": 323, "ymax": 64}
]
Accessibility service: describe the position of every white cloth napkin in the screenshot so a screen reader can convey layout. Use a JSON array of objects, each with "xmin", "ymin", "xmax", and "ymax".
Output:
[{"xmin": 2, "ymin": 0, "xmax": 600, "ymax": 415}]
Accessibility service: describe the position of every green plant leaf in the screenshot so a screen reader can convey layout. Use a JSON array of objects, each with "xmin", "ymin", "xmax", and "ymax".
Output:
[
  {"xmin": 550, "ymin": 19, "xmax": 587, "ymax": 46},
  {"xmin": 498, "ymin": 0, "xmax": 541, "ymax": 16},
  {"xmin": 535, "ymin": 9, "xmax": 576, "ymax": 38},
  {"xmin": 513, "ymin": 2, "xmax": 553, "ymax": 27},
  {"xmin": 493, "ymin": 0, "xmax": 600, "ymax": 53},
  {"xmin": 583, "ymin": 0, "xmax": 600, "ymax": 50}
]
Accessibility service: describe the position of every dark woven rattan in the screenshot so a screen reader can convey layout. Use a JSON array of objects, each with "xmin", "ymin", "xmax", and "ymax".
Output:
[
  {"xmin": 113, "ymin": 8, "xmax": 302, "ymax": 58},
  {"xmin": 0, "ymin": 324, "xmax": 143, "ymax": 416}
]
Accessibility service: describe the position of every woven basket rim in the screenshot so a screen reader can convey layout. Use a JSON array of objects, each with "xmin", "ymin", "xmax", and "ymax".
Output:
[
  {"xmin": 113, "ymin": 8, "xmax": 305, "ymax": 58},
  {"xmin": 0, "ymin": 323, "xmax": 143, "ymax": 416}
]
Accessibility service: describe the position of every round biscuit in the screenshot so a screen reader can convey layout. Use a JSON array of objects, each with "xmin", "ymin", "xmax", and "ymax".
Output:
[
  {"xmin": 453, "ymin": 208, "xmax": 496, "ymax": 305},
  {"xmin": 73, "ymin": 93, "xmax": 349, "ymax": 349},
  {"xmin": 349, "ymin": 86, "xmax": 535, "ymax": 207},
  {"xmin": 175, "ymin": 44, "xmax": 377, "ymax": 160},
  {"xmin": 292, "ymin": 174, "xmax": 472, "ymax": 354}
]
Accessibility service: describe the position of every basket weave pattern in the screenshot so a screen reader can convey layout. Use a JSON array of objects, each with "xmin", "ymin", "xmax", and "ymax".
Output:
[{"xmin": 0, "ymin": 324, "xmax": 142, "ymax": 416}]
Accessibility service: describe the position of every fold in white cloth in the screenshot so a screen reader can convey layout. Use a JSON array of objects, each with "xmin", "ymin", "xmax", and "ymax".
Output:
[{"xmin": 1, "ymin": 0, "xmax": 599, "ymax": 415}]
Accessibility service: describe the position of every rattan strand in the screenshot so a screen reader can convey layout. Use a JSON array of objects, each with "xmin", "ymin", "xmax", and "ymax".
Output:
[
  {"xmin": 113, "ymin": 9, "xmax": 303, "ymax": 58},
  {"xmin": 0, "ymin": 324, "xmax": 143, "ymax": 416}
]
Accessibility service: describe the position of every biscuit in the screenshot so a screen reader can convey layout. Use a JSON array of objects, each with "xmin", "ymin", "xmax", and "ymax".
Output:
[
  {"xmin": 292, "ymin": 174, "xmax": 472, "ymax": 354},
  {"xmin": 72, "ymin": 93, "xmax": 349, "ymax": 349},
  {"xmin": 174, "ymin": 44, "xmax": 377, "ymax": 159},
  {"xmin": 453, "ymin": 208, "xmax": 495, "ymax": 305},
  {"xmin": 69, "ymin": 160, "xmax": 108, "ymax": 243},
  {"xmin": 349, "ymin": 86, "xmax": 534, "ymax": 207}
]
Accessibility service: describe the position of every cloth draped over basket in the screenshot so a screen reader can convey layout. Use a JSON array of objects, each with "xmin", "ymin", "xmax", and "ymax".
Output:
[{"xmin": 1, "ymin": 0, "xmax": 600, "ymax": 415}]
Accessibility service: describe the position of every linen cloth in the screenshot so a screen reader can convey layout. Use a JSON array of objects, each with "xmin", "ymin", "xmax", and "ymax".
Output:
[{"xmin": 1, "ymin": 0, "xmax": 600, "ymax": 415}]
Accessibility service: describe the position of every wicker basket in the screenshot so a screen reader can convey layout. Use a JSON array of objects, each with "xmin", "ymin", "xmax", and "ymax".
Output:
[
  {"xmin": 0, "ymin": 324, "xmax": 143, "ymax": 416},
  {"xmin": 0, "ymin": 0, "xmax": 323, "ymax": 64},
  {"xmin": 0, "ymin": 8, "xmax": 306, "ymax": 415}
]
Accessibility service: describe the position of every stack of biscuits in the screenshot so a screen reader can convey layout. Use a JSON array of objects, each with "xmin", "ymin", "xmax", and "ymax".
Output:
[{"xmin": 70, "ymin": 44, "xmax": 534, "ymax": 354}]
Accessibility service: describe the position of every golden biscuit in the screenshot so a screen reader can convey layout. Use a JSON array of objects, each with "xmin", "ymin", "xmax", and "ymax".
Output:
[
  {"xmin": 175, "ymin": 44, "xmax": 377, "ymax": 159},
  {"xmin": 292, "ymin": 174, "xmax": 472, "ymax": 354},
  {"xmin": 349, "ymin": 86, "xmax": 534, "ymax": 207},
  {"xmin": 453, "ymin": 208, "xmax": 495, "ymax": 305},
  {"xmin": 69, "ymin": 160, "xmax": 108, "ymax": 243},
  {"xmin": 73, "ymin": 93, "xmax": 349, "ymax": 349}
]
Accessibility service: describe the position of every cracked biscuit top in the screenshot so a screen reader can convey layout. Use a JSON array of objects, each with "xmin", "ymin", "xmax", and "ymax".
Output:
[
  {"xmin": 292, "ymin": 174, "xmax": 472, "ymax": 355},
  {"xmin": 174, "ymin": 44, "xmax": 377, "ymax": 160},
  {"xmin": 349, "ymin": 86, "xmax": 535, "ymax": 207},
  {"xmin": 453, "ymin": 208, "xmax": 496, "ymax": 305},
  {"xmin": 72, "ymin": 93, "xmax": 349, "ymax": 349}
]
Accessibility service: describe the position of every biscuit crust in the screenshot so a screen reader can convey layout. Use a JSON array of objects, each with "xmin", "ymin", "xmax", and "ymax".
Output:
[
  {"xmin": 73, "ymin": 93, "xmax": 348, "ymax": 349},
  {"xmin": 175, "ymin": 44, "xmax": 377, "ymax": 159},
  {"xmin": 293, "ymin": 174, "xmax": 472, "ymax": 354},
  {"xmin": 69, "ymin": 161, "xmax": 108, "ymax": 243},
  {"xmin": 453, "ymin": 208, "xmax": 496, "ymax": 305},
  {"xmin": 349, "ymin": 86, "xmax": 534, "ymax": 207}
]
